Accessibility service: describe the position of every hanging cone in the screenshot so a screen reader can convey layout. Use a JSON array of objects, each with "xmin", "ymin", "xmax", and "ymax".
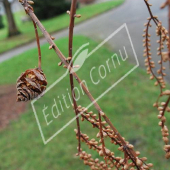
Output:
[{"xmin": 16, "ymin": 68, "xmax": 47, "ymax": 102}]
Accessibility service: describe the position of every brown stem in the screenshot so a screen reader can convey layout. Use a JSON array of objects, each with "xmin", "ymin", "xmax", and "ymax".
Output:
[
  {"xmin": 144, "ymin": 0, "xmax": 170, "ymax": 158},
  {"xmin": 161, "ymin": 96, "xmax": 170, "ymax": 128},
  {"xmin": 144, "ymin": 0, "xmax": 158, "ymax": 26},
  {"xmin": 159, "ymin": 35, "xmax": 164, "ymax": 76},
  {"xmin": 144, "ymin": 0, "xmax": 154, "ymax": 19},
  {"xmin": 145, "ymin": 19, "xmax": 163, "ymax": 94},
  {"xmin": 82, "ymin": 113, "xmax": 120, "ymax": 145},
  {"xmin": 98, "ymin": 112, "xmax": 108, "ymax": 168},
  {"xmin": 32, "ymin": 20, "xmax": 41, "ymax": 69},
  {"xmin": 81, "ymin": 112, "xmax": 141, "ymax": 168},
  {"xmin": 69, "ymin": 0, "xmax": 77, "ymax": 57},
  {"xmin": 79, "ymin": 133, "xmax": 122, "ymax": 168},
  {"xmin": 68, "ymin": 0, "xmax": 81, "ymax": 154},
  {"xmin": 102, "ymin": 114, "xmax": 140, "ymax": 170}
]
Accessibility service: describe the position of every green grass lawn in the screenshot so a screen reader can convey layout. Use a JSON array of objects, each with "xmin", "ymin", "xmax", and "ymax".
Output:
[
  {"xmin": 0, "ymin": 0, "xmax": 125, "ymax": 54},
  {"xmin": 0, "ymin": 35, "xmax": 169, "ymax": 169}
]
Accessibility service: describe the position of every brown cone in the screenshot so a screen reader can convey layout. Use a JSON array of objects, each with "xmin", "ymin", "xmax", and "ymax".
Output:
[{"xmin": 16, "ymin": 68, "xmax": 47, "ymax": 102}]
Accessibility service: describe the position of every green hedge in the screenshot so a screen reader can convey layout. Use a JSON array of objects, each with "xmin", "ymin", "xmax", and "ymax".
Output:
[{"xmin": 33, "ymin": 0, "xmax": 71, "ymax": 20}]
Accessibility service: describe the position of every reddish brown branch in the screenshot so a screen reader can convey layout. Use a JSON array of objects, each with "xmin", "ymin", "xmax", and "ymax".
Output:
[
  {"xmin": 19, "ymin": 0, "xmax": 152, "ymax": 168},
  {"xmin": 98, "ymin": 112, "xmax": 108, "ymax": 167},
  {"xmin": 145, "ymin": 19, "xmax": 163, "ymax": 93},
  {"xmin": 161, "ymin": 96, "xmax": 170, "ymax": 127},
  {"xmin": 161, "ymin": 0, "xmax": 169, "ymax": 9},
  {"xmin": 32, "ymin": 20, "xmax": 41, "ymax": 69},
  {"xmin": 78, "ymin": 132, "xmax": 122, "ymax": 168},
  {"xmin": 144, "ymin": 0, "xmax": 158, "ymax": 25},
  {"xmin": 68, "ymin": 0, "xmax": 81, "ymax": 154},
  {"xmin": 79, "ymin": 108, "xmax": 141, "ymax": 169},
  {"xmin": 144, "ymin": 0, "xmax": 170, "ymax": 158}
]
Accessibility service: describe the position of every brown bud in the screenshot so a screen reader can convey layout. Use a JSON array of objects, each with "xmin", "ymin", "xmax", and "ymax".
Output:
[
  {"xmin": 75, "ymin": 14, "xmax": 81, "ymax": 18},
  {"xmin": 99, "ymin": 150, "xmax": 104, "ymax": 156},
  {"xmin": 128, "ymin": 144, "xmax": 134, "ymax": 149},
  {"xmin": 147, "ymin": 163, "xmax": 153, "ymax": 167},
  {"xmin": 51, "ymin": 36, "xmax": 55, "ymax": 40},
  {"xmin": 153, "ymin": 103, "xmax": 158, "ymax": 107},
  {"xmin": 49, "ymin": 45, "xmax": 54, "ymax": 50},
  {"xmin": 105, "ymin": 149, "xmax": 111, "ymax": 155},
  {"xmin": 141, "ymin": 157, "xmax": 147, "ymax": 161},
  {"xmin": 165, "ymin": 152, "xmax": 170, "ymax": 159},
  {"xmin": 100, "ymin": 112, "xmax": 105, "ymax": 117},
  {"xmin": 164, "ymin": 145, "xmax": 170, "ymax": 150},
  {"xmin": 162, "ymin": 90, "xmax": 170, "ymax": 95},
  {"xmin": 28, "ymin": 1, "xmax": 34, "ymax": 5},
  {"xmin": 124, "ymin": 164, "xmax": 129, "ymax": 170},
  {"xmin": 58, "ymin": 62, "xmax": 63, "ymax": 66},
  {"xmin": 66, "ymin": 57, "xmax": 72, "ymax": 61},
  {"xmin": 163, "ymin": 137, "xmax": 169, "ymax": 144},
  {"xmin": 136, "ymin": 158, "xmax": 143, "ymax": 166},
  {"xmin": 157, "ymin": 115, "xmax": 162, "ymax": 119},
  {"xmin": 136, "ymin": 151, "xmax": 140, "ymax": 156}
]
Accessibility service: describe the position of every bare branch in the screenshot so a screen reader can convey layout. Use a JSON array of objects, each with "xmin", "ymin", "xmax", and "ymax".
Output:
[{"xmin": 18, "ymin": 0, "xmax": 153, "ymax": 168}]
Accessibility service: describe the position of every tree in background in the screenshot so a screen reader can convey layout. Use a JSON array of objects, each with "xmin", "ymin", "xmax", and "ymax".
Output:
[
  {"xmin": 2, "ymin": 0, "xmax": 20, "ymax": 37},
  {"xmin": 0, "ymin": 6, "xmax": 4, "ymax": 29},
  {"xmin": 0, "ymin": 14, "xmax": 4, "ymax": 29},
  {"xmin": 33, "ymin": 0, "xmax": 71, "ymax": 20}
]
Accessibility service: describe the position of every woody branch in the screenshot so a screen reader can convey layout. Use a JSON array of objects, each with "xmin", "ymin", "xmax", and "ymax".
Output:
[
  {"xmin": 143, "ymin": 0, "xmax": 170, "ymax": 159},
  {"xmin": 68, "ymin": 0, "xmax": 81, "ymax": 154},
  {"xmin": 19, "ymin": 0, "xmax": 152, "ymax": 168}
]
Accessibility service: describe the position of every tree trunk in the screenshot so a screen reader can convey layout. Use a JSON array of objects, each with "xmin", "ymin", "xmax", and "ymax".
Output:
[{"xmin": 3, "ymin": 0, "xmax": 20, "ymax": 37}]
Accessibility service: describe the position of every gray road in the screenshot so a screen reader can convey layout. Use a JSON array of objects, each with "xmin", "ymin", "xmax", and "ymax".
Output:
[{"xmin": 0, "ymin": 0, "xmax": 167, "ymax": 72}]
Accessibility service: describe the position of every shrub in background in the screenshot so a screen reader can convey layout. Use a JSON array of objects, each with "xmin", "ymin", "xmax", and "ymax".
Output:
[{"xmin": 33, "ymin": 0, "xmax": 71, "ymax": 20}]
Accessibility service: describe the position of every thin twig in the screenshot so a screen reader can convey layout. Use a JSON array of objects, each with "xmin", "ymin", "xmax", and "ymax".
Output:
[
  {"xmin": 20, "ymin": 0, "xmax": 151, "ymax": 168},
  {"xmin": 143, "ymin": 0, "xmax": 170, "ymax": 159},
  {"xmin": 98, "ymin": 112, "xmax": 108, "ymax": 168},
  {"xmin": 32, "ymin": 20, "xmax": 41, "ymax": 69},
  {"xmin": 68, "ymin": 0, "xmax": 81, "ymax": 154}
]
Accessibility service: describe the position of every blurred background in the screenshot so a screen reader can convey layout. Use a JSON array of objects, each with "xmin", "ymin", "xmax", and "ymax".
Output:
[{"xmin": 0, "ymin": 0, "xmax": 170, "ymax": 169}]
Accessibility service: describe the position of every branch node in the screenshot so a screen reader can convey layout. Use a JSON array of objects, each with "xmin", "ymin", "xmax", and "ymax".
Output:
[
  {"xmin": 51, "ymin": 36, "xmax": 55, "ymax": 40},
  {"xmin": 100, "ymin": 111, "xmax": 105, "ymax": 117},
  {"xmin": 28, "ymin": 5, "xmax": 34, "ymax": 12},
  {"xmin": 74, "ymin": 14, "xmax": 81, "ymax": 18},
  {"xmin": 58, "ymin": 62, "xmax": 63, "ymax": 67},
  {"xmin": 24, "ymin": 7, "xmax": 29, "ymax": 14},
  {"xmin": 66, "ymin": 57, "xmax": 72, "ymax": 61},
  {"xmin": 28, "ymin": 1, "xmax": 34, "ymax": 5},
  {"xmin": 49, "ymin": 45, "xmax": 54, "ymax": 50}
]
